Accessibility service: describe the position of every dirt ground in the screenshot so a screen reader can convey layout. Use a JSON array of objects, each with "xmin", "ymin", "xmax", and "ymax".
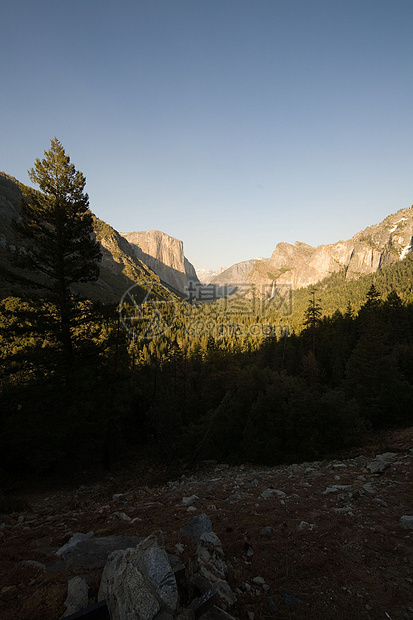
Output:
[{"xmin": 0, "ymin": 426, "xmax": 412, "ymax": 620}]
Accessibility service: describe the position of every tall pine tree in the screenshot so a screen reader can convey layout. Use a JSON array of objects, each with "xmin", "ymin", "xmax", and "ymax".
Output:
[
  {"xmin": 303, "ymin": 290, "xmax": 322, "ymax": 351},
  {"xmin": 13, "ymin": 138, "xmax": 101, "ymax": 372}
]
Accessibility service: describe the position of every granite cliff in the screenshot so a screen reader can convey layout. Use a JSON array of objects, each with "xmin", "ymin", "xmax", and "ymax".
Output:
[
  {"xmin": 120, "ymin": 230, "xmax": 200, "ymax": 295},
  {"xmin": 211, "ymin": 207, "xmax": 413, "ymax": 289}
]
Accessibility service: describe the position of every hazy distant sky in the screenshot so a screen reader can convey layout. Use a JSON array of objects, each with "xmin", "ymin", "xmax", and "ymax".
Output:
[{"xmin": 2, "ymin": 0, "xmax": 413, "ymax": 270}]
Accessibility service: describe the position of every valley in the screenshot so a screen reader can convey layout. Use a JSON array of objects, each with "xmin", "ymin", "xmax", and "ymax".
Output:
[{"xmin": 1, "ymin": 164, "xmax": 413, "ymax": 620}]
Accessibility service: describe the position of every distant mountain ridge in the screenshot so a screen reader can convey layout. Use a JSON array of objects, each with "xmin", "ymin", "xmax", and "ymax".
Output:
[
  {"xmin": 209, "ymin": 259, "xmax": 257, "ymax": 285},
  {"xmin": 211, "ymin": 208, "xmax": 413, "ymax": 289},
  {"xmin": 2, "ymin": 169, "xmax": 413, "ymax": 300},
  {"xmin": 196, "ymin": 267, "xmax": 226, "ymax": 285}
]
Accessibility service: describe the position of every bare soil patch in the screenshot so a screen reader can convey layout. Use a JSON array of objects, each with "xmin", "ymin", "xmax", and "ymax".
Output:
[{"xmin": 1, "ymin": 427, "xmax": 413, "ymax": 619}]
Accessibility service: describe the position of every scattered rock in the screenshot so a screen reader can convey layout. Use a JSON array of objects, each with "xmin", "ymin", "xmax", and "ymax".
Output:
[
  {"xmin": 400, "ymin": 516, "xmax": 413, "ymax": 530},
  {"xmin": 105, "ymin": 550, "xmax": 161, "ymax": 619},
  {"xmin": 51, "ymin": 536, "xmax": 143, "ymax": 571},
  {"xmin": 362, "ymin": 482, "xmax": 376, "ymax": 494},
  {"xmin": 267, "ymin": 596, "xmax": 279, "ymax": 613},
  {"xmin": 180, "ymin": 513, "xmax": 213, "ymax": 542},
  {"xmin": 2, "ymin": 431, "xmax": 413, "ymax": 620},
  {"xmin": 298, "ymin": 521, "xmax": 316, "ymax": 530},
  {"xmin": 213, "ymin": 580, "xmax": 236, "ymax": 610},
  {"xmin": 186, "ymin": 522, "xmax": 236, "ymax": 614},
  {"xmin": 245, "ymin": 545, "xmax": 254, "ymax": 557},
  {"xmin": 197, "ymin": 539, "xmax": 227, "ymax": 582},
  {"xmin": 139, "ymin": 539, "xmax": 179, "ymax": 612},
  {"xmin": 99, "ymin": 533, "xmax": 178, "ymax": 619},
  {"xmin": 260, "ymin": 488, "xmax": 286, "ymax": 498},
  {"xmin": 62, "ymin": 576, "xmax": 89, "ymax": 617},
  {"xmin": 252, "ymin": 576, "xmax": 265, "ymax": 585},
  {"xmin": 281, "ymin": 589, "xmax": 302, "ymax": 605},
  {"xmin": 332, "ymin": 507, "xmax": 354, "ymax": 516},
  {"xmin": 175, "ymin": 543, "xmax": 185, "ymax": 554},
  {"xmin": 188, "ymin": 587, "xmax": 217, "ymax": 617},
  {"xmin": 322, "ymin": 485, "xmax": 352, "ymax": 495},
  {"xmin": 55, "ymin": 531, "xmax": 94, "ymax": 559},
  {"xmin": 112, "ymin": 511, "xmax": 132, "ymax": 521},
  {"xmin": 366, "ymin": 452, "xmax": 398, "ymax": 474},
  {"xmin": 200, "ymin": 532, "xmax": 224, "ymax": 551},
  {"xmin": 182, "ymin": 495, "xmax": 199, "ymax": 506}
]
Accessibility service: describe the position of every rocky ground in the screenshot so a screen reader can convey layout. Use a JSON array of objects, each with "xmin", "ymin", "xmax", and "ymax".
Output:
[{"xmin": 0, "ymin": 427, "xmax": 413, "ymax": 620}]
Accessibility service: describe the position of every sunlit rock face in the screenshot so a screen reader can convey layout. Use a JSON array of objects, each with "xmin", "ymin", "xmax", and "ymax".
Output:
[
  {"xmin": 279, "ymin": 208, "xmax": 413, "ymax": 289},
  {"xmin": 213, "ymin": 207, "xmax": 413, "ymax": 290},
  {"xmin": 210, "ymin": 260, "xmax": 257, "ymax": 285},
  {"xmin": 121, "ymin": 230, "xmax": 200, "ymax": 295}
]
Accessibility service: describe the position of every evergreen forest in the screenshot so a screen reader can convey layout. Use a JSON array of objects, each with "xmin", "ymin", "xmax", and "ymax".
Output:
[
  {"xmin": 2, "ymin": 259, "xmax": 413, "ymax": 478},
  {"xmin": 1, "ymin": 141, "xmax": 413, "ymax": 481}
]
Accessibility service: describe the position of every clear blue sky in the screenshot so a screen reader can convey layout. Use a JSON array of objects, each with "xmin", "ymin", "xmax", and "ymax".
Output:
[{"xmin": 2, "ymin": 0, "xmax": 413, "ymax": 271}]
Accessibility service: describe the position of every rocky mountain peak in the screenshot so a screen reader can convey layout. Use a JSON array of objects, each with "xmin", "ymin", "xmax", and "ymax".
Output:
[
  {"xmin": 212, "ymin": 206, "xmax": 413, "ymax": 290},
  {"xmin": 269, "ymin": 241, "xmax": 315, "ymax": 270}
]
